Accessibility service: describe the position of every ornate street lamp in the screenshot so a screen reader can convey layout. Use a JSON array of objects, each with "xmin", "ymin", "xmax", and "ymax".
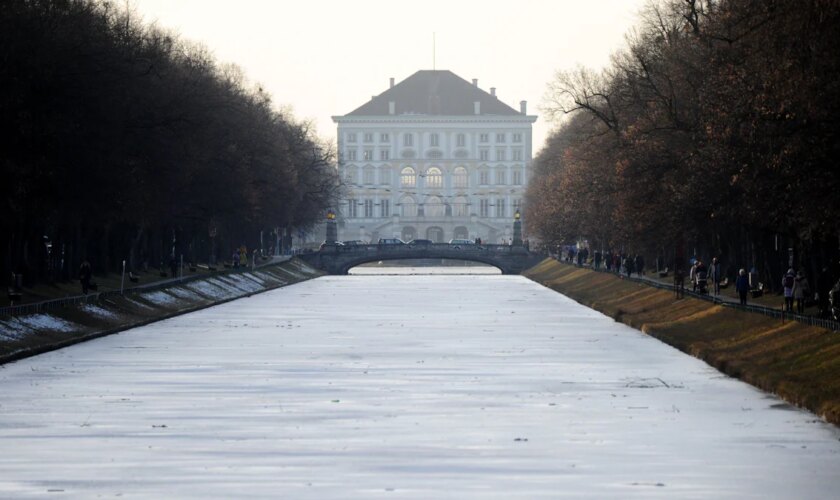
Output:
[
  {"xmin": 512, "ymin": 210, "xmax": 523, "ymax": 246},
  {"xmin": 325, "ymin": 209, "xmax": 337, "ymax": 244}
]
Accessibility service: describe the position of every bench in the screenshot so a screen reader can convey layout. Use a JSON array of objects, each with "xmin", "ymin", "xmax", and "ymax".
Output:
[
  {"xmin": 751, "ymin": 282, "xmax": 764, "ymax": 298},
  {"xmin": 719, "ymin": 277, "xmax": 729, "ymax": 289},
  {"xmin": 7, "ymin": 287, "xmax": 22, "ymax": 303},
  {"xmin": 129, "ymin": 272, "xmax": 139, "ymax": 283},
  {"xmin": 658, "ymin": 267, "xmax": 669, "ymax": 278}
]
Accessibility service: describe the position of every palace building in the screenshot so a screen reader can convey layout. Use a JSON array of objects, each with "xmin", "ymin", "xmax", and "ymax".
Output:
[{"xmin": 332, "ymin": 70, "xmax": 537, "ymax": 244}]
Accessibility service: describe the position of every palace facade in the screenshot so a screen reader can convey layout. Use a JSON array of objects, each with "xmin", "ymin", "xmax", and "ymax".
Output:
[{"xmin": 332, "ymin": 70, "xmax": 536, "ymax": 244}]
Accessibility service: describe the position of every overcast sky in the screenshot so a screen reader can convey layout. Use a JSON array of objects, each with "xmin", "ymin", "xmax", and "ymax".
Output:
[{"xmin": 131, "ymin": 0, "xmax": 648, "ymax": 152}]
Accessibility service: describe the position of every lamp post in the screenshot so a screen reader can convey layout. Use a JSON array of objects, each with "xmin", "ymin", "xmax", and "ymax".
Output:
[
  {"xmin": 512, "ymin": 210, "xmax": 523, "ymax": 247},
  {"xmin": 325, "ymin": 209, "xmax": 337, "ymax": 244}
]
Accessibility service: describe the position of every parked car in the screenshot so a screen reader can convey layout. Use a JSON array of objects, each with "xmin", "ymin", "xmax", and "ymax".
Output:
[
  {"xmin": 407, "ymin": 239, "xmax": 433, "ymax": 247},
  {"xmin": 377, "ymin": 238, "xmax": 406, "ymax": 246},
  {"xmin": 449, "ymin": 238, "xmax": 476, "ymax": 250},
  {"xmin": 341, "ymin": 240, "xmax": 367, "ymax": 246},
  {"xmin": 318, "ymin": 241, "xmax": 344, "ymax": 251}
]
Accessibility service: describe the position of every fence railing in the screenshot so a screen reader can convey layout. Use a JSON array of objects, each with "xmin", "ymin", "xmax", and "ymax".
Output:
[
  {"xmin": 561, "ymin": 259, "xmax": 839, "ymax": 332},
  {"xmin": 1, "ymin": 256, "xmax": 292, "ymax": 318}
]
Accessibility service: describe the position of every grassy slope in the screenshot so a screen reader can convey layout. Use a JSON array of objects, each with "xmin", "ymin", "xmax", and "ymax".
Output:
[{"xmin": 524, "ymin": 258, "xmax": 840, "ymax": 426}]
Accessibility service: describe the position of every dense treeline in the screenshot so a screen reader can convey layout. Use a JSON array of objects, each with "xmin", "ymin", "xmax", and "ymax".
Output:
[
  {"xmin": 1, "ymin": 0, "xmax": 339, "ymax": 286},
  {"xmin": 528, "ymin": 0, "xmax": 840, "ymax": 291}
]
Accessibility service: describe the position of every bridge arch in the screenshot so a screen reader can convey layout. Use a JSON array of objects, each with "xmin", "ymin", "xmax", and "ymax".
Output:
[{"xmin": 339, "ymin": 254, "xmax": 505, "ymax": 275}]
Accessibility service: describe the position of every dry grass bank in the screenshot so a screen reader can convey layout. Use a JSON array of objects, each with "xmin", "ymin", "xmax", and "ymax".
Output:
[{"xmin": 524, "ymin": 258, "xmax": 840, "ymax": 426}]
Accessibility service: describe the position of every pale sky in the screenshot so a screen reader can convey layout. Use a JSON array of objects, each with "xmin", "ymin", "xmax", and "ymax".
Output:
[{"xmin": 131, "ymin": 0, "xmax": 647, "ymax": 152}]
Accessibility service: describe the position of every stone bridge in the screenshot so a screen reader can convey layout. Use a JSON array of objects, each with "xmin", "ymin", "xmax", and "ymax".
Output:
[{"xmin": 298, "ymin": 243, "xmax": 546, "ymax": 275}]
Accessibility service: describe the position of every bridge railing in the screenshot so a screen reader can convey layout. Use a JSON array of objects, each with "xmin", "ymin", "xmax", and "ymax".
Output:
[{"xmin": 319, "ymin": 243, "xmax": 524, "ymax": 254}]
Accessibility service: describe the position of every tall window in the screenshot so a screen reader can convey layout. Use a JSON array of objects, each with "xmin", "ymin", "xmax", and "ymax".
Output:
[
  {"xmin": 403, "ymin": 133, "xmax": 413, "ymax": 147},
  {"xmin": 381, "ymin": 168, "xmax": 392, "ymax": 185},
  {"xmin": 363, "ymin": 167, "xmax": 374, "ymax": 185},
  {"xmin": 380, "ymin": 199, "xmax": 390, "ymax": 217},
  {"xmin": 512, "ymin": 133, "xmax": 522, "ymax": 143},
  {"xmin": 429, "ymin": 133, "xmax": 439, "ymax": 147},
  {"xmin": 345, "ymin": 168, "xmax": 356, "ymax": 185},
  {"xmin": 380, "ymin": 133, "xmax": 390, "ymax": 142},
  {"xmin": 496, "ymin": 149, "xmax": 505, "ymax": 161},
  {"xmin": 347, "ymin": 133, "xmax": 357, "ymax": 142},
  {"xmin": 400, "ymin": 196, "xmax": 417, "ymax": 217},
  {"xmin": 426, "ymin": 196, "xmax": 444, "ymax": 217},
  {"xmin": 346, "ymin": 150, "xmax": 357, "ymax": 161},
  {"xmin": 456, "ymin": 133, "xmax": 465, "ymax": 147},
  {"xmin": 364, "ymin": 199, "xmax": 374, "ymax": 218},
  {"xmin": 363, "ymin": 133, "xmax": 373, "ymax": 143},
  {"xmin": 495, "ymin": 169, "xmax": 506, "ymax": 185},
  {"xmin": 453, "ymin": 196, "xmax": 468, "ymax": 217},
  {"xmin": 425, "ymin": 167, "xmax": 442, "ymax": 188},
  {"xmin": 495, "ymin": 198, "xmax": 505, "ymax": 218},
  {"xmin": 363, "ymin": 149, "xmax": 373, "ymax": 161},
  {"xmin": 496, "ymin": 133, "xmax": 506, "ymax": 143},
  {"xmin": 479, "ymin": 133, "xmax": 489, "ymax": 143},
  {"xmin": 512, "ymin": 169, "xmax": 522, "ymax": 185},
  {"xmin": 400, "ymin": 167, "xmax": 416, "ymax": 187},
  {"xmin": 453, "ymin": 166, "xmax": 468, "ymax": 189},
  {"xmin": 513, "ymin": 198, "xmax": 522, "ymax": 215},
  {"xmin": 512, "ymin": 149, "xmax": 523, "ymax": 161},
  {"xmin": 479, "ymin": 169, "xmax": 489, "ymax": 185},
  {"xmin": 480, "ymin": 199, "xmax": 489, "ymax": 217},
  {"xmin": 380, "ymin": 150, "xmax": 390, "ymax": 160},
  {"xmin": 347, "ymin": 199, "xmax": 358, "ymax": 218},
  {"xmin": 479, "ymin": 149, "xmax": 489, "ymax": 161}
]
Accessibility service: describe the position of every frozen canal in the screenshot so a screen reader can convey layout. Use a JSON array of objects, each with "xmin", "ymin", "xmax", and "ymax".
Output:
[{"xmin": 0, "ymin": 270, "xmax": 839, "ymax": 498}]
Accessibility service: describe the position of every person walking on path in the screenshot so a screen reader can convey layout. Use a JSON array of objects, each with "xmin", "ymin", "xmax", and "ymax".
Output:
[
  {"xmin": 79, "ymin": 260, "xmax": 92, "ymax": 295},
  {"xmin": 793, "ymin": 272, "xmax": 810, "ymax": 314},
  {"xmin": 817, "ymin": 267, "xmax": 833, "ymax": 318},
  {"xmin": 710, "ymin": 257, "xmax": 722, "ymax": 295},
  {"xmin": 736, "ymin": 268, "xmax": 750, "ymax": 305},
  {"xmin": 690, "ymin": 259, "xmax": 698, "ymax": 292},
  {"xmin": 783, "ymin": 268, "xmax": 796, "ymax": 312}
]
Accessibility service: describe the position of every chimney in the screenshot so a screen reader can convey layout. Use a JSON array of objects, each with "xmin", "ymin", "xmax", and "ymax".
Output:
[
  {"xmin": 474, "ymin": 101, "xmax": 481, "ymax": 115},
  {"xmin": 520, "ymin": 100, "xmax": 527, "ymax": 114},
  {"xmin": 389, "ymin": 77, "xmax": 395, "ymax": 88},
  {"xmin": 490, "ymin": 87, "xmax": 496, "ymax": 97},
  {"xmin": 371, "ymin": 95, "xmax": 376, "ymax": 101},
  {"xmin": 472, "ymin": 78, "xmax": 478, "ymax": 87},
  {"xmin": 389, "ymin": 101, "xmax": 395, "ymax": 115}
]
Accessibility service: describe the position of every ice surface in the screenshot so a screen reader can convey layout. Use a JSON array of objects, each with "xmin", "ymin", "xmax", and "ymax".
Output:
[{"xmin": 0, "ymin": 272, "xmax": 837, "ymax": 499}]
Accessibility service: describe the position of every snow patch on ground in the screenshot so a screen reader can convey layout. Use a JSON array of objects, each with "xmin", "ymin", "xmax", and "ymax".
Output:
[
  {"xmin": 140, "ymin": 290, "xmax": 181, "ymax": 306},
  {"xmin": 187, "ymin": 280, "xmax": 233, "ymax": 300},
  {"xmin": 80, "ymin": 304, "xmax": 119, "ymax": 320},
  {"xmin": 14, "ymin": 314, "xmax": 77, "ymax": 333},
  {"xmin": 225, "ymin": 274, "xmax": 262, "ymax": 293},
  {"xmin": 166, "ymin": 287, "xmax": 202, "ymax": 301},
  {"xmin": 0, "ymin": 320, "xmax": 30, "ymax": 340}
]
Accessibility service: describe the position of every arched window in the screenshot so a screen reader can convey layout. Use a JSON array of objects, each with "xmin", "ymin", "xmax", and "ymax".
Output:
[
  {"xmin": 380, "ymin": 167, "xmax": 392, "ymax": 185},
  {"xmin": 453, "ymin": 166, "xmax": 468, "ymax": 189},
  {"xmin": 345, "ymin": 167, "xmax": 357, "ymax": 185},
  {"xmin": 400, "ymin": 195, "xmax": 417, "ymax": 217},
  {"xmin": 363, "ymin": 166, "xmax": 375, "ymax": 185},
  {"xmin": 425, "ymin": 196, "xmax": 444, "ymax": 217},
  {"xmin": 452, "ymin": 196, "xmax": 468, "ymax": 217},
  {"xmin": 401, "ymin": 167, "xmax": 416, "ymax": 187},
  {"xmin": 425, "ymin": 167, "xmax": 442, "ymax": 189}
]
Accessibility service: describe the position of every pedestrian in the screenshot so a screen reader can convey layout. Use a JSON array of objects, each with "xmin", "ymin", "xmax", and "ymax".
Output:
[
  {"xmin": 232, "ymin": 250, "xmax": 240, "ymax": 268},
  {"xmin": 709, "ymin": 257, "xmax": 721, "ymax": 295},
  {"xmin": 79, "ymin": 260, "xmax": 92, "ymax": 295},
  {"xmin": 782, "ymin": 268, "xmax": 796, "ymax": 312},
  {"xmin": 735, "ymin": 268, "xmax": 750, "ymax": 305},
  {"xmin": 624, "ymin": 255, "xmax": 634, "ymax": 278},
  {"xmin": 793, "ymin": 271, "xmax": 809, "ymax": 314},
  {"xmin": 169, "ymin": 256, "xmax": 178, "ymax": 278},
  {"xmin": 690, "ymin": 258, "xmax": 698, "ymax": 292},
  {"xmin": 635, "ymin": 254, "xmax": 645, "ymax": 277}
]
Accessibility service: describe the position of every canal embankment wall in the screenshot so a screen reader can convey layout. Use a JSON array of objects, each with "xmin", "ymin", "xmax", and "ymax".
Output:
[
  {"xmin": 0, "ymin": 258, "xmax": 324, "ymax": 365},
  {"xmin": 524, "ymin": 258, "xmax": 840, "ymax": 426}
]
